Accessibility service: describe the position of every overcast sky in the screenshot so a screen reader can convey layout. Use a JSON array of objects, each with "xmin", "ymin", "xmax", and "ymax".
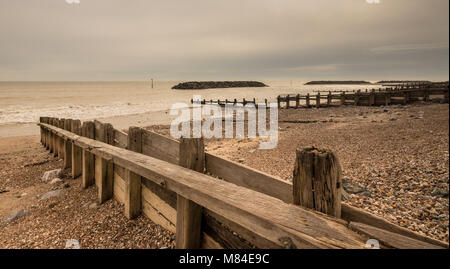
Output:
[{"xmin": 0, "ymin": 0, "xmax": 448, "ymax": 81}]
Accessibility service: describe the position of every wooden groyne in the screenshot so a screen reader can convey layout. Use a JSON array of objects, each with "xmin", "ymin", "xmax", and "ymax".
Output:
[
  {"xmin": 190, "ymin": 82, "xmax": 449, "ymax": 109},
  {"xmin": 278, "ymin": 83, "xmax": 449, "ymax": 109},
  {"xmin": 37, "ymin": 117, "xmax": 448, "ymax": 249},
  {"xmin": 191, "ymin": 98, "xmax": 264, "ymax": 107}
]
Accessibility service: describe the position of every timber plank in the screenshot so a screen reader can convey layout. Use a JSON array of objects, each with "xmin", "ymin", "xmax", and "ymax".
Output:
[{"xmin": 349, "ymin": 222, "xmax": 443, "ymax": 249}]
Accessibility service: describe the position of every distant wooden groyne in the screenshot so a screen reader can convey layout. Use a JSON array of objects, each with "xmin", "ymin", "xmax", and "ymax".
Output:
[
  {"xmin": 191, "ymin": 97, "xmax": 264, "ymax": 107},
  {"xmin": 190, "ymin": 82, "xmax": 449, "ymax": 109},
  {"xmin": 278, "ymin": 82, "xmax": 449, "ymax": 109}
]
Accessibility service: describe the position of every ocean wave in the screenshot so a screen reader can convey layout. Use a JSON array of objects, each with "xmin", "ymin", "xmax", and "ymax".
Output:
[{"xmin": 0, "ymin": 102, "xmax": 171, "ymax": 124}]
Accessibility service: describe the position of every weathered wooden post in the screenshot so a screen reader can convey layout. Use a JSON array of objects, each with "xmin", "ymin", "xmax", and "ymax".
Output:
[
  {"xmin": 82, "ymin": 121, "xmax": 95, "ymax": 189},
  {"xmin": 71, "ymin": 120, "xmax": 82, "ymax": 178},
  {"xmin": 63, "ymin": 119, "xmax": 72, "ymax": 169},
  {"xmin": 53, "ymin": 118, "xmax": 59, "ymax": 157},
  {"xmin": 124, "ymin": 127, "xmax": 143, "ymax": 219},
  {"xmin": 286, "ymin": 95, "xmax": 290, "ymax": 109},
  {"xmin": 355, "ymin": 90, "xmax": 360, "ymax": 106},
  {"xmin": 59, "ymin": 119, "xmax": 65, "ymax": 158},
  {"xmin": 96, "ymin": 122, "xmax": 115, "ymax": 204},
  {"xmin": 385, "ymin": 92, "xmax": 390, "ymax": 106},
  {"xmin": 277, "ymin": 96, "xmax": 281, "ymax": 108},
  {"xmin": 48, "ymin": 118, "xmax": 54, "ymax": 153},
  {"xmin": 340, "ymin": 92, "xmax": 345, "ymax": 106},
  {"xmin": 176, "ymin": 137, "xmax": 205, "ymax": 249},
  {"xmin": 296, "ymin": 94, "xmax": 300, "ymax": 108},
  {"xmin": 293, "ymin": 147, "xmax": 342, "ymax": 218},
  {"xmin": 369, "ymin": 90, "xmax": 375, "ymax": 106},
  {"xmin": 39, "ymin": 117, "xmax": 44, "ymax": 145},
  {"xmin": 316, "ymin": 93, "xmax": 320, "ymax": 108},
  {"xmin": 306, "ymin": 93, "xmax": 310, "ymax": 108},
  {"xmin": 327, "ymin": 92, "xmax": 331, "ymax": 107},
  {"xmin": 43, "ymin": 117, "xmax": 49, "ymax": 150}
]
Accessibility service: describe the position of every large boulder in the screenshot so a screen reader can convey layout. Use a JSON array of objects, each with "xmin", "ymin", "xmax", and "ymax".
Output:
[{"xmin": 42, "ymin": 169, "xmax": 62, "ymax": 182}]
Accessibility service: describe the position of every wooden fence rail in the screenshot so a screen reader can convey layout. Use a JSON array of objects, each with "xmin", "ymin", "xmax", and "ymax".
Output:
[{"xmin": 37, "ymin": 117, "xmax": 447, "ymax": 249}]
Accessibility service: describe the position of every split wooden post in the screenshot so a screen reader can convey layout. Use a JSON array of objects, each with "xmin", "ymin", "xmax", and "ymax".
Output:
[
  {"xmin": 82, "ymin": 121, "xmax": 95, "ymax": 189},
  {"xmin": 71, "ymin": 120, "xmax": 82, "ymax": 178},
  {"xmin": 96, "ymin": 123, "xmax": 115, "ymax": 204},
  {"xmin": 176, "ymin": 137, "xmax": 205, "ymax": 249},
  {"xmin": 124, "ymin": 127, "xmax": 143, "ymax": 219},
  {"xmin": 63, "ymin": 119, "xmax": 72, "ymax": 169},
  {"xmin": 316, "ymin": 93, "xmax": 320, "ymax": 108},
  {"xmin": 293, "ymin": 147, "xmax": 342, "ymax": 218}
]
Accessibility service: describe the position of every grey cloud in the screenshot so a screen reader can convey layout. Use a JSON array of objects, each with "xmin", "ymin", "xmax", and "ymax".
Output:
[{"xmin": 0, "ymin": 0, "xmax": 448, "ymax": 81}]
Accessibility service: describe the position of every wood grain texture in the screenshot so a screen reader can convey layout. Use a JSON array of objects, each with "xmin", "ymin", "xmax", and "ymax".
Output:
[
  {"xmin": 176, "ymin": 138, "xmax": 204, "ymax": 249},
  {"xmin": 71, "ymin": 120, "xmax": 82, "ymax": 178},
  {"xmin": 113, "ymin": 165, "xmax": 126, "ymax": 204},
  {"xmin": 81, "ymin": 121, "xmax": 95, "ymax": 189},
  {"xmin": 293, "ymin": 147, "xmax": 342, "ymax": 218},
  {"xmin": 63, "ymin": 119, "xmax": 72, "ymax": 169},
  {"xmin": 96, "ymin": 156, "xmax": 114, "ymax": 204},
  {"xmin": 113, "ymin": 129, "xmax": 128, "ymax": 149},
  {"xmin": 342, "ymin": 204, "xmax": 448, "ymax": 248},
  {"xmin": 142, "ymin": 130, "xmax": 179, "ymax": 165},
  {"xmin": 125, "ymin": 168, "xmax": 141, "ymax": 219},
  {"xmin": 349, "ymin": 222, "xmax": 443, "ymax": 249},
  {"xmin": 142, "ymin": 184, "xmax": 177, "ymax": 233},
  {"xmin": 205, "ymin": 153, "xmax": 292, "ymax": 203}
]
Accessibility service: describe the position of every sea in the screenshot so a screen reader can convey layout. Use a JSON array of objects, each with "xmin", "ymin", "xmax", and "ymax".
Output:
[{"xmin": 0, "ymin": 81, "xmax": 384, "ymax": 124}]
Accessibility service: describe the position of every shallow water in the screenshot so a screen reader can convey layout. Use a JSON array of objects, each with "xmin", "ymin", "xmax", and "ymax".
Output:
[{"xmin": 0, "ymin": 81, "xmax": 382, "ymax": 124}]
